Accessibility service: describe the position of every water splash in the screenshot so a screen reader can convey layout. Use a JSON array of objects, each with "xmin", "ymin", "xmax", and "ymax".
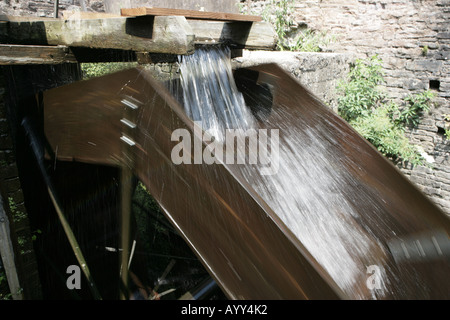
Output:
[
  {"xmin": 175, "ymin": 46, "xmax": 390, "ymax": 298},
  {"xmin": 237, "ymin": 113, "xmax": 391, "ymax": 299}
]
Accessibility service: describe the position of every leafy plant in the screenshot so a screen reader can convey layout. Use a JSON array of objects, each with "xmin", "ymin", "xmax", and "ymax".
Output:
[
  {"xmin": 337, "ymin": 55, "xmax": 435, "ymax": 165},
  {"xmin": 445, "ymin": 114, "xmax": 450, "ymax": 140},
  {"xmin": 0, "ymin": 270, "xmax": 12, "ymax": 300},
  {"xmin": 259, "ymin": 0, "xmax": 296, "ymax": 50},
  {"xmin": 292, "ymin": 29, "xmax": 334, "ymax": 52},
  {"xmin": 240, "ymin": 0, "xmax": 332, "ymax": 51},
  {"xmin": 397, "ymin": 90, "xmax": 435, "ymax": 127},
  {"xmin": 337, "ymin": 55, "xmax": 386, "ymax": 122},
  {"xmin": 349, "ymin": 104, "xmax": 423, "ymax": 164},
  {"xmin": 8, "ymin": 197, "xmax": 26, "ymax": 223}
]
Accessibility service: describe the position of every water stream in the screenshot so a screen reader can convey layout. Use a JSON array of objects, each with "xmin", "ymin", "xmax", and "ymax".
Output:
[{"xmin": 176, "ymin": 46, "xmax": 255, "ymax": 140}]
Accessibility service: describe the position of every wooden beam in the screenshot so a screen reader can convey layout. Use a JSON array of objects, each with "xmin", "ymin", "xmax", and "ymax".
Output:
[
  {"xmin": 0, "ymin": 194, "xmax": 23, "ymax": 300},
  {"xmin": 188, "ymin": 20, "xmax": 277, "ymax": 50},
  {"xmin": 1, "ymin": 15, "xmax": 195, "ymax": 55},
  {"xmin": 0, "ymin": 44, "xmax": 77, "ymax": 65},
  {"xmin": 105, "ymin": 0, "xmax": 241, "ymax": 15},
  {"xmin": 0, "ymin": 15, "xmax": 58, "ymax": 22},
  {"xmin": 61, "ymin": 11, "xmax": 122, "ymax": 20},
  {"xmin": 121, "ymin": 7, "xmax": 262, "ymax": 22}
]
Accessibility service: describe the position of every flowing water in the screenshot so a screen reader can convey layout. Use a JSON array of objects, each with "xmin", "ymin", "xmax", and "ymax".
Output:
[
  {"xmin": 176, "ymin": 46, "xmax": 255, "ymax": 140},
  {"xmin": 174, "ymin": 46, "xmax": 448, "ymax": 299}
]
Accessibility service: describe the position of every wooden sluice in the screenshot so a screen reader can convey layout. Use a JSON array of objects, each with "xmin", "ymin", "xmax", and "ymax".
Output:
[{"xmin": 41, "ymin": 64, "xmax": 450, "ymax": 299}]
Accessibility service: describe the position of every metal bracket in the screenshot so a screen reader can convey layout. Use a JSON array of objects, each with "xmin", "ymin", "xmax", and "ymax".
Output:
[{"xmin": 120, "ymin": 95, "xmax": 142, "ymax": 166}]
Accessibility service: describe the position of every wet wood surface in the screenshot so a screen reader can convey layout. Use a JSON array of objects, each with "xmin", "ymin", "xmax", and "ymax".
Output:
[{"xmin": 42, "ymin": 65, "xmax": 450, "ymax": 299}]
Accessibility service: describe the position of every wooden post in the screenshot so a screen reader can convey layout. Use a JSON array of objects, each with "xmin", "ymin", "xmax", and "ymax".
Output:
[
  {"xmin": 0, "ymin": 194, "xmax": 23, "ymax": 300},
  {"xmin": 118, "ymin": 94, "xmax": 140, "ymax": 299},
  {"xmin": 54, "ymin": 0, "xmax": 59, "ymax": 18},
  {"xmin": 119, "ymin": 166, "xmax": 133, "ymax": 300}
]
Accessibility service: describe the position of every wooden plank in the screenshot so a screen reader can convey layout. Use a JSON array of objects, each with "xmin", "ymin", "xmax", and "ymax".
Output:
[
  {"xmin": 105, "ymin": 0, "xmax": 240, "ymax": 15},
  {"xmin": 1, "ymin": 16, "xmax": 195, "ymax": 55},
  {"xmin": 121, "ymin": 7, "xmax": 262, "ymax": 22},
  {"xmin": 0, "ymin": 44, "xmax": 77, "ymax": 65},
  {"xmin": 188, "ymin": 20, "xmax": 277, "ymax": 50},
  {"xmin": 0, "ymin": 194, "xmax": 22, "ymax": 300},
  {"xmin": 0, "ymin": 15, "xmax": 58, "ymax": 22},
  {"xmin": 61, "ymin": 11, "xmax": 122, "ymax": 20}
]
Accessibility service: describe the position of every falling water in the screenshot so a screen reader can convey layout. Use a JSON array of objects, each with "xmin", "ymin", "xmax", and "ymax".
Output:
[
  {"xmin": 177, "ymin": 46, "xmax": 255, "ymax": 140},
  {"xmin": 174, "ymin": 46, "xmax": 449, "ymax": 299}
]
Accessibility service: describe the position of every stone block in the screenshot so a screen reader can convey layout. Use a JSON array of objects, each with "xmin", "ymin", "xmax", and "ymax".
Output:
[
  {"xmin": 405, "ymin": 59, "xmax": 443, "ymax": 72},
  {"xmin": 404, "ymin": 78, "xmax": 427, "ymax": 90},
  {"xmin": 437, "ymin": 32, "xmax": 450, "ymax": 39}
]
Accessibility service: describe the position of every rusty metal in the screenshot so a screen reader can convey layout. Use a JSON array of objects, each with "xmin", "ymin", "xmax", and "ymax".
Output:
[{"xmin": 42, "ymin": 64, "xmax": 450, "ymax": 299}]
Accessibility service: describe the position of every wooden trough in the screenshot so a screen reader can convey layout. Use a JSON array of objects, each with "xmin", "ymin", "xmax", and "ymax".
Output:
[{"xmin": 40, "ymin": 65, "xmax": 450, "ymax": 299}]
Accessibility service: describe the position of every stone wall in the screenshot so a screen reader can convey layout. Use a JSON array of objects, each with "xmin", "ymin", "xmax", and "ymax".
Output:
[
  {"xmin": 232, "ymin": 50, "xmax": 354, "ymax": 112},
  {"xmin": 244, "ymin": 0, "xmax": 450, "ymax": 214},
  {"xmin": 0, "ymin": 0, "xmax": 104, "ymax": 17}
]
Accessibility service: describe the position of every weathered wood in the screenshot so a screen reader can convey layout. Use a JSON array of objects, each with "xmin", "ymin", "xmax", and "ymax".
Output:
[
  {"xmin": 0, "ymin": 15, "xmax": 58, "ymax": 22},
  {"xmin": 104, "ymin": 0, "xmax": 240, "ymax": 15},
  {"xmin": 1, "ymin": 15, "xmax": 195, "ymax": 55},
  {"xmin": 121, "ymin": 7, "xmax": 262, "ymax": 22},
  {"xmin": 0, "ymin": 194, "xmax": 22, "ymax": 300},
  {"xmin": 61, "ymin": 11, "xmax": 122, "ymax": 20},
  {"xmin": 0, "ymin": 44, "xmax": 77, "ymax": 65},
  {"xmin": 188, "ymin": 20, "xmax": 277, "ymax": 50}
]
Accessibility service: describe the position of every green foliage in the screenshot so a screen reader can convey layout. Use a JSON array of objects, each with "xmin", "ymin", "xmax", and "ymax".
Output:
[
  {"xmin": 397, "ymin": 90, "xmax": 435, "ymax": 127},
  {"xmin": 349, "ymin": 104, "xmax": 423, "ymax": 164},
  {"xmin": 292, "ymin": 29, "xmax": 334, "ymax": 52},
  {"xmin": 337, "ymin": 55, "xmax": 385, "ymax": 122},
  {"xmin": 445, "ymin": 114, "xmax": 450, "ymax": 140},
  {"xmin": 8, "ymin": 197, "xmax": 26, "ymax": 223},
  {"xmin": 0, "ymin": 270, "xmax": 11, "ymax": 300},
  {"xmin": 337, "ymin": 55, "xmax": 435, "ymax": 165},
  {"xmin": 240, "ymin": 0, "xmax": 332, "ymax": 51},
  {"xmin": 259, "ymin": 0, "xmax": 296, "ymax": 50},
  {"xmin": 132, "ymin": 182, "xmax": 172, "ymax": 270},
  {"xmin": 31, "ymin": 229, "xmax": 42, "ymax": 241},
  {"xmin": 81, "ymin": 62, "xmax": 138, "ymax": 80}
]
